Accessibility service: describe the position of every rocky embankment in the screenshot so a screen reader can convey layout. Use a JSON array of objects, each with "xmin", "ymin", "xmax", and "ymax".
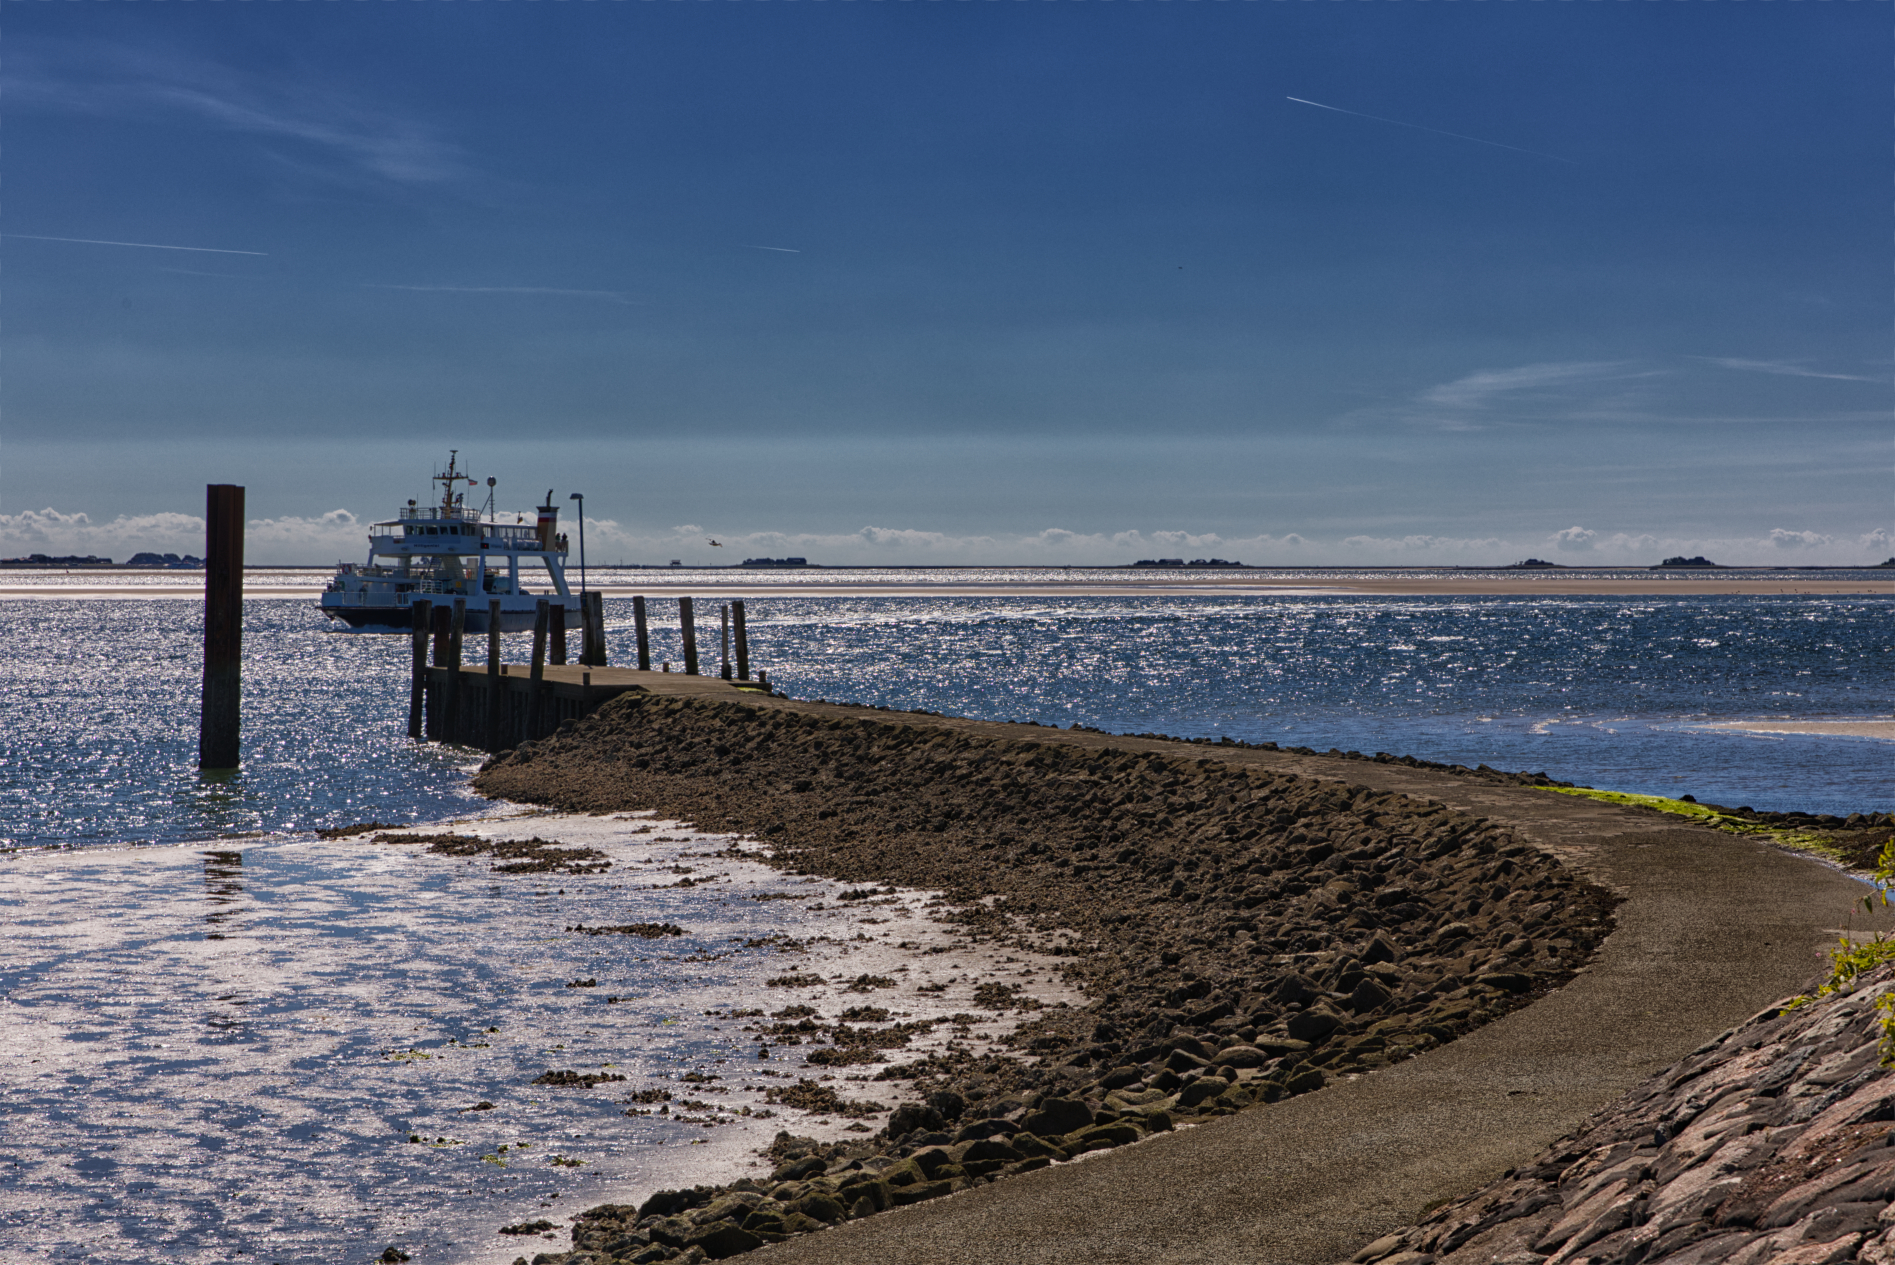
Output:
[
  {"xmin": 1354, "ymin": 966, "xmax": 1895, "ymax": 1265},
  {"xmin": 473, "ymin": 692, "xmax": 1619, "ymax": 1265}
]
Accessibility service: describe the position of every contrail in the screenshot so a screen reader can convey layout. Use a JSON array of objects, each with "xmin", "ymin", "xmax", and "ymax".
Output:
[
  {"xmin": 738, "ymin": 245, "xmax": 801, "ymax": 253},
  {"xmin": 1285, "ymin": 97, "xmax": 1575, "ymax": 164},
  {"xmin": 1, "ymin": 233, "xmax": 269, "ymax": 255}
]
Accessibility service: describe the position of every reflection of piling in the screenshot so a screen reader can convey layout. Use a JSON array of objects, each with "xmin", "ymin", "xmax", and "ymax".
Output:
[
  {"xmin": 633, "ymin": 596, "xmax": 651, "ymax": 671},
  {"xmin": 721, "ymin": 604, "xmax": 732, "ymax": 679},
  {"xmin": 549, "ymin": 602, "xmax": 567, "ymax": 666},
  {"xmin": 529, "ymin": 599, "xmax": 550, "ymax": 736},
  {"xmin": 733, "ymin": 601, "xmax": 750, "ymax": 681},
  {"xmin": 680, "ymin": 597, "xmax": 700, "ymax": 675},
  {"xmin": 408, "ymin": 599, "xmax": 432, "ymax": 740},
  {"xmin": 486, "ymin": 598, "xmax": 503, "ymax": 752},
  {"xmin": 198, "ymin": 484, "xmax": 245, "ymax": 770}
]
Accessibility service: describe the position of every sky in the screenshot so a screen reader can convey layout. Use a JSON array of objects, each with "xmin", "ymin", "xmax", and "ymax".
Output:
[{"xmin": 0, "ymin": 3, "xmax": 1888, "ymax": 567}]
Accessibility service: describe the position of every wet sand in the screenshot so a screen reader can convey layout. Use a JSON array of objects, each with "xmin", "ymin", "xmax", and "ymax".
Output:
[{"xmin": 1698, "ymin": 719, "xmax": 1895, "ymax": 740}]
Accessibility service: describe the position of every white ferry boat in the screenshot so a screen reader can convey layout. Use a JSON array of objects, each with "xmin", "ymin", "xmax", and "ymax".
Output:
[{"xmin": 319, "ymin": 452, "xmax": 582, "ymax": 632}]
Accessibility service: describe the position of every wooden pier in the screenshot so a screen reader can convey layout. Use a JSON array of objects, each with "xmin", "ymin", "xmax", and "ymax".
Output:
[
  {"xmin": 405, "ymin": 593, "xmax": 767, "ymax": 750},
  {"xmin": 416, "ymin": 663, "xmax": 773, "ymax": 750}
]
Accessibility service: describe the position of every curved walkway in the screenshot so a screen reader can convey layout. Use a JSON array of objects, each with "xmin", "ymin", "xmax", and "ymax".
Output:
[{"xmin": 739, "ymin": 731, "xmax": 1884, "ymax": 1265}]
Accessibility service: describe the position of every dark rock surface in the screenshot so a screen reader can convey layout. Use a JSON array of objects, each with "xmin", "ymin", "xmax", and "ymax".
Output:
[
  {"xmin": 474, "ymin": 692, "xmax": 1618, "ymax": 1264},
  {"xmin": 1356, "ymin": 965, "xmax": 1895, "ymax": 1265}
]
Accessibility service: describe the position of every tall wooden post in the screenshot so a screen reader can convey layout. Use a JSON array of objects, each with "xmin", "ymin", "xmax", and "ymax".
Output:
[
  {"xmin": 633, "ymin": 595, "xmax": 651, "ymax": 671},
  {"xmin": 549, "ymin": 602, "xmax": 567, "ymax": 666},
  {"xmin": 197, "ymin": 484, "xmax": 244, "ymax": 770},
  {"xmin": 444, "ymin": 598, "xmax": 466, "ymax": 744},
  {"xmin": 679, "ymin": 596, "xmax": 699, "ymax": 675},
  {"xmin": 486, "ymin": 599, "xmax": 503, "ymax": 752},
  {"xmin": 432, "ymin": 603, "xmax": 451, "ymax": 666},
  {"xmin": 408, "ymin": 599, "xmax": 433, "ymax": 741},
  {"xmin": 720, "ymin": 604, "xmax": 732, "ymax": 679},
  {"xmin": 528, "ymin": 599, "xmax": 550, "ymax": 740},
  {"xmin": 591, "ymin": 591, "xmax": 609, "ymax": 667},
  {"xmin": 732, "ymin": 600, "xmax": 750, "ymax": 681}
]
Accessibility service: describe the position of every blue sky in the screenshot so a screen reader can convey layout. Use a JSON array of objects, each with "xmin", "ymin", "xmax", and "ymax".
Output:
[{"xmin": 1, "ymin": 2, "xmax": 1887, "ymax": 565}]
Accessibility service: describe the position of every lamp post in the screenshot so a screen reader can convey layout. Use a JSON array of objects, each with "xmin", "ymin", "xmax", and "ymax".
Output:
[{"xmin": 568, "ymin": 492, "xmax": 586, "ymax": 594}]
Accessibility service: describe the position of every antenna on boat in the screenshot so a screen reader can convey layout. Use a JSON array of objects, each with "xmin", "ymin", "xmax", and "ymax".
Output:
[{"xmin": 485, "ymin": 476, "xmax": 497, "ymax": 522}]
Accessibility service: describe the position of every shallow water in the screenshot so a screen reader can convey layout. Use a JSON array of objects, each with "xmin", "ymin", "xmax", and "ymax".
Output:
[
  {"xmin": 0, "ymin": 591, "xmax": 1883, "ymax": 854},
  {"xmin": 0, "ymin": 814, "xmax": 1073, "ymax": 1265},
  {"xmin": 657, "ymin": 593, "xmax": 1892, "ymax": 817}
]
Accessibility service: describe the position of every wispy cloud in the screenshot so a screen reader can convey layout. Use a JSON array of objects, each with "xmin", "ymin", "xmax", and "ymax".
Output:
[
  {"xmin": 5, "ymin": 39, "xmax": 466, "ymax": 188},
  {"xmin": 738, "ymin": 245, "xmax": 801, "ymax": 254},
  {"xmin": 1284, "ymin": 96, "xmax": 1575, "ymax": 164},
  {"xmin": 365, "ymin": 284, "xmax": 638, "ymax": 304},
  {"xmin": 1701, "ymin": 357, "xmax": 1882, "ymax": 384},
  {"xmin": 1, "ymin": 233, "xmax": 266, "ymax": 256},
  {"xmin": 1342, "ymin": 360, "xmax": 1649, "ymax": 431}
]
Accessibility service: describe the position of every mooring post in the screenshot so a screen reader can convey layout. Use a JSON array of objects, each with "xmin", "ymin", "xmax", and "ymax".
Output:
[
  {"xmin": 720, "ymin": 604, "xmax": 732, "ymax": 679},
  {"xmin": 432, "ymin": 603, "xmax": 451, "ymax": 666},
  {"xmin": 408, "ymin": 599, "xmax": 433, "ymax": 741},
  {"xmin": 581, "ymin": 590, "xmax": 605, "ymax": 667},
  {"xmin": 444, "ymin": 598, "xmax": 466, "ymax": 744},
  {"xmin": 427, "ymin": 605, "xmax": 451, "ymax": 740},
  {"xmin": 197, "ymin": 483, "xmax": 245, "ymax": 770},
  {"xmin": 528, "ymin": 599, "xmax": 550, "ymax": 740},
  {"xmin": 486, "ymin": 599, "xmax": 503, "ymax": 752},
  {"xmin": 549, "ymin": 602, "xmax": 567, "ymax": 666},
  {"xmin": 633, "ymin": 595, "xmax": 651, "ymax": 671},
  {"xmin": 680, "ymin": 596, "xmax": 699, "ymax": 675},
  {"xmin": 732, "ymin": 600, "xmax": 749, "ymax": 681}
]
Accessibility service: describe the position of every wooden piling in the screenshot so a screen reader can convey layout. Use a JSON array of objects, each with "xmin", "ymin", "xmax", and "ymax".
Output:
[
  {"xmin": 197, "ymin": 483, "xmax": 245, "ymax": 770},
  {"xmin": 408, "ymin": 599, "xmax": 433, "ymax": 741},
  {"xmin": 486, "ymin": 599, "xmax": 503, "ymax": 751},
  {"xmin": 633, "ymin": 595, "xmax": 651, "ymax": 671},
  {"xmin": 585, "ymin": 591, "xmax": 608, "ymax": 667},
  {"xmin": 733, "ymin": 600, "xmax": 749, "ymax": 681},
  {"xmin": 680, "ymin": 596, "xmax": 700, "ymax": 675},
  {"xmin": 721, "ymin": 604, "xmax": 732, "ymax": 679},
  {"xmin": 549, "ymin": 602, "xmax": 567, "ymax": 666},
  {"xmin": 432, "ymin": 603, "xmax": 451, "ymax": 666},
  {"xmin": 528, "ymin": 599, "xmax": 550, "ymax": 739},
  {"xmin": 443, "ymin": 598, "xmax": 466, "ymax": 743}
]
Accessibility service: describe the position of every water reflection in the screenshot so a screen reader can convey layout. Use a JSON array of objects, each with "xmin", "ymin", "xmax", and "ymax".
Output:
[{"xmin": 201, "ymin": 850, "xmax": 243, "ymax": 940}]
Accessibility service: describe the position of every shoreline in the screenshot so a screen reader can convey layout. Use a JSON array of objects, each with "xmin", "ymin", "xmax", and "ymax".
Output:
[{"xmin": 461, "ymin": 689, "xmax": 1623, "ymax": 1263}]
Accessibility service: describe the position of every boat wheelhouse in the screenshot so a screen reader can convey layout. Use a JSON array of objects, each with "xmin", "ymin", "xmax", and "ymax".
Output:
[{"xmin": 319, "ymin": 452, "xmax": 583, "ymax": 632}]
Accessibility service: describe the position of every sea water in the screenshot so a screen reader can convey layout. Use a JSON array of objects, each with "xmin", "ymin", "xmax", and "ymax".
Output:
[
  {"xmin": 0, "ymin": 589, "xmax": 1884, "ymax": 852},
  {"xmin": 0, "ymin": 585, "xmax": 1887, "ymax": 1263}
]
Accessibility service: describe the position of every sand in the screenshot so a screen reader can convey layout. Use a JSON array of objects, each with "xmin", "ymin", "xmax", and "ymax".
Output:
[{"xmin": 1698, "ymin": 719, "xmax": 1895, "ymax": 740}]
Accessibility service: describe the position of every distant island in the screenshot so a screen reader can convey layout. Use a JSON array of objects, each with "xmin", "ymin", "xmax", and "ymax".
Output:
[
  {"xmin": 0, "ymin": 551, "xmax": 204, "ymax": 569},
  {"xmin": 0, "ymin": 553, "xmax": 115, "ymax": 568},
  {"xmin": 1131, "ymin": 558, "xmax": 1245, "ymax": 568},
  {"xmin": 1505, "ymin": 559, "xmax": 1563, "ymax": 569},
  {"xmin": 1653, "ymin": 556, "xmax": 1720, "ymax": 569},
  {"xmin": 739, "ymin": 557, "xmax": 813, "ymax": 568}
]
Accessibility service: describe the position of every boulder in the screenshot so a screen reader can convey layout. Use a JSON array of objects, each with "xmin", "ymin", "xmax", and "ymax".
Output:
[
  {"xmin": 1024, "ymin": 1097, "xmax": 1094, "ymax": 1138},
  {"xmin": 1214, "ymin": 1044, "xmax": 1270, "ymax": 1069},
  {"xmin": 1287, "ymin": 1006, "xmax": 1345, "ymax": 1042}
]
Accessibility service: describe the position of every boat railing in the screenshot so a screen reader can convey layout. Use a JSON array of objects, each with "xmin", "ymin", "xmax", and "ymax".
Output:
[{"xmin": 399, "ymin": 505, "xmax": 484, "ymax": 523}]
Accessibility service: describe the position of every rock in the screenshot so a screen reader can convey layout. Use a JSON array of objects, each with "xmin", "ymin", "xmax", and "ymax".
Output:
[
  {"xmin": 1064, "ymin": 1122, "xmax": 1143, "ymax": 1154},
  {"xmin": 1024, "ymin": 1098, "xmax": 1094, "ymax": 1138},
  {"xmin": 684, "ymin": 1223, "xmax": 763, "ymax": 1260},
  {"xmin": 1287, "ymin": 1006, "xmax": 1345, "ymax": 1042},
  {"xmin": 1348, "ymin": 979, "xmax": 1393, "ymax": 1013},
  {"xmin": 788, "ymin": 1192, "xmax": 846, "ymax": 1224},
  {"xmin": 1476, "ymin": 972, "xmax": 1532, "ymax": 994},
  {"xmin": 1214, "ymin": 1044, "xmax": 1270, "ymax": 1069},
  {"xmin": 886, "ymin": 1102, "xmax": 944, "ymax": 1137}
]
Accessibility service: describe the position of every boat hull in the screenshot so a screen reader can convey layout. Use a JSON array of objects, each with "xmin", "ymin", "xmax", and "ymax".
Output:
[{"xmin": 320, "ymin": 598, "xmax": 577, "ymax": 634}]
